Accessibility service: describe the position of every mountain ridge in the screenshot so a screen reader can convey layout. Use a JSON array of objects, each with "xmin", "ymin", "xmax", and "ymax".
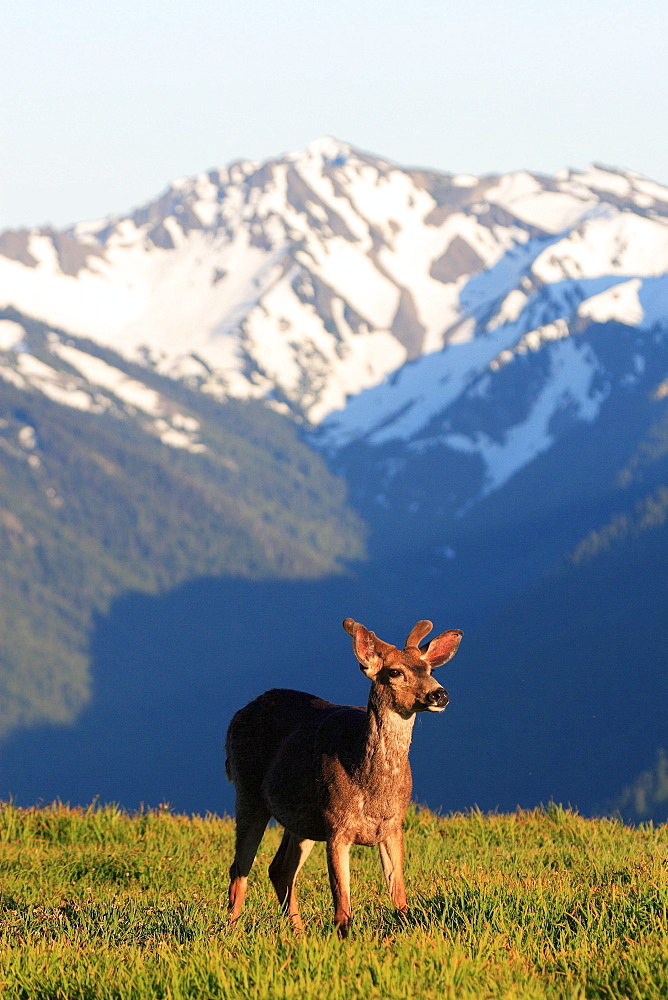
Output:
[
  {"xmin": 3, "ymin": 140, "xmax": 668, "ymax": 442},
  {"xmin": 0, "ymin": 140, "xmax": 667, "ymax": 819}
]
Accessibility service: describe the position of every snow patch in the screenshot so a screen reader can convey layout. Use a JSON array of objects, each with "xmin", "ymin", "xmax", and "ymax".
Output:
[
  {"xmin": 54, "ymin": 343, "xmax": 164, "ymax": 414},
  {"xmin": 571, "ymin": 167, "xmax": 632, "ymax": 197},
  {"xmin": 489, "ymin": 319, "xmax": 570, "ymax": 371},
  {"xmin": 320, "ymin": 317, "xmax": 530, "ymax": 449},
  {"xmin": 0, "ymin": 320, "xmax": 25, "ymax": 351},
  {"xmin": 488, "ymin": 289, "xmax": 529, "ymax": 330},
  {"xmin": 446, "ymin": 338, "xmax": 607, "ymax": 498},
  {"xmin": 532, "ymin": 211, "xmax": 668, "ymax": 283},
  {"xmin": 486, "ymin": 172, "xmax": 594, "ymax": 233},
  {"xmin": 460, "ymin": 233, "xmax": 561, "ymax": 317},
  {"xmin": 0, "ymin": 365, "xmax": 26, "ymax": 389},
  {"xmin": 578, "ymin": 279, "xmax": 644, "ymax": 326},
  {"xmin": 50, "ymin": 342, "xmax": 207, "ymax": 452},
  {"xmin": 16, "ymin": 354, "xmax": 96, "ymax": 411}
]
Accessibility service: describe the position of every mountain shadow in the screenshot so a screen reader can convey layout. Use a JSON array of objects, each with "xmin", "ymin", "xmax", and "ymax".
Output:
[
  {"xmin": 0, "ymin": 567, "xmax": 474, "ymax": 815},
  {"xmin": 1, "ymin": 510, "xmax": 665, "ymax": 820},
  {"xmin": 2, "ymin": 355, "xmax": 668, "ymax": 818}
]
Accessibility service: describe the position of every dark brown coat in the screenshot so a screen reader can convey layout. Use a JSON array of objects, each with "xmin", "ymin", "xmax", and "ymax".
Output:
[{"xmin": 225, "ymin": 617, "xmax": 462, "ymax": 936}]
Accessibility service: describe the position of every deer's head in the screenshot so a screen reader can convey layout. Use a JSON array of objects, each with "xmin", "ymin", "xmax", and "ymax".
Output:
[{"xmin": 343, "ymin": 618, "xmax": 462, "ymax": 719}]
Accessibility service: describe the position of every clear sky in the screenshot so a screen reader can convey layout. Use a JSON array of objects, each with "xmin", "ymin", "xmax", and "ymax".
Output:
[{"xmin": 3, "ymin": 0, "xmax": 667, "ymax": 231}]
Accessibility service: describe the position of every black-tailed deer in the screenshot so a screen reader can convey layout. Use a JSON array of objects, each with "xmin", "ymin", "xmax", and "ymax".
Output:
[{"xmin": 225, "ymin": 617, "xmax": 462, "ymax": 937}]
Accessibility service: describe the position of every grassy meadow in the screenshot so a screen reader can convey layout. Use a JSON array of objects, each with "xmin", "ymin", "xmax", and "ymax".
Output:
[{"xmin": 0, "ymin": 802, "xmax": 665, "ymax": 998}]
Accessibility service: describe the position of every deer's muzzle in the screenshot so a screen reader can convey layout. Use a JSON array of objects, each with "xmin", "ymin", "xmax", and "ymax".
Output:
[{"xmin": 424, "ymin": 688, "xmax": 449, "ymax": 711}]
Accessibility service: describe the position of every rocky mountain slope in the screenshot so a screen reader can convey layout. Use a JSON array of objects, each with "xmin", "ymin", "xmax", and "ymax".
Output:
[
  {"xmin": 0, "ymin": 308, "xmax": 364, "ymax": 740},
  {"xmin": 2, "ymin": 138, "xmax": 667, "ymax": 436},
  {"xmin": 0, "ymin": 140, "xmax": 667, "ymax": 819}
]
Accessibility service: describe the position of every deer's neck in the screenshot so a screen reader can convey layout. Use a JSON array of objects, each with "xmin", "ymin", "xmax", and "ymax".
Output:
[{"xmin": 357, "ymin": 685, "xmax": 415, "ymax": 783}]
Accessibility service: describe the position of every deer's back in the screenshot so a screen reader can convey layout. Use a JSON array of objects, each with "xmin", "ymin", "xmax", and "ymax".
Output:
[
  {"xmin": 225, "ymin": 688, "xmax": 364, "ymax": 788},
  {"xmin": 225, "ymin": 688, "xmax": 369, "ymax": 839}
]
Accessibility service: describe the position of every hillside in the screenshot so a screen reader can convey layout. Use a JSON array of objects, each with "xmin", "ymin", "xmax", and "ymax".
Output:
[
  {"xmin": 426, "ymin": 479, "xmax": 668, "ymax": 823},
  {"xmin": 355, "ymin": 329, "xmax": 668, "ymax": 823},
  {"xmin": 0, "ymin": 309, "xmax": 364, "ymax": 739},
  {"xmin": 0, "ymin": 141, "xmax": 667, "ymax": 818}
]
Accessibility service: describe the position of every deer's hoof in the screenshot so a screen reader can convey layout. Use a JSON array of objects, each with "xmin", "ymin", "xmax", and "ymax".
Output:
[{"xmin": 334, "ymin": 916, "xmax": 352, "ymax": 939}]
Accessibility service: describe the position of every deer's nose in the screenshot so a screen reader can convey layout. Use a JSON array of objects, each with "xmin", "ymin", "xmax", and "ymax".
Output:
[{"xmin": 425, "ymin": 688, "xmax": 449, "ymax": 709}]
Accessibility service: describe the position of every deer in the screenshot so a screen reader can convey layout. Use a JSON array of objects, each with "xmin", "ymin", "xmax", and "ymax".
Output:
[{"xmin": 225, "ymin": 616, "xmax": 462, "ymax": 937}]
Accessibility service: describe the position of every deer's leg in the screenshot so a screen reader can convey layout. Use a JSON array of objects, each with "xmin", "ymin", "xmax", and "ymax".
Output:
[
  {"xmin": 228, "ymin": 795, "xmax": 270, "ymax": 923},
  {"xmin": 268, "ymin": 830, "xmax": 315, "ymax": 933},
  {"xmin": 378, "ymin": 829, "xmax": 408, "ymax": 915},
  {"xmin": 326, "ymin": 838, "xmax": 352, "ymax": 938}
]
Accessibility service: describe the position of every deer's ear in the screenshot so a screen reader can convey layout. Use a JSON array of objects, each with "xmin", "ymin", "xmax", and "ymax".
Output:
[
  {"xmin": 344, "ymin": 620, "xmax": 383, "ymax": 676},
  {"xmin": 420, "ymin": 629, "xmax": 462, "ymax": 668}
]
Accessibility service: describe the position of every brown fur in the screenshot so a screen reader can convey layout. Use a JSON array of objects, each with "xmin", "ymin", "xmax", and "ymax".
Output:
[{"xmin": 225, "ymin": 617, "xmax": 462, "ymax": 937}]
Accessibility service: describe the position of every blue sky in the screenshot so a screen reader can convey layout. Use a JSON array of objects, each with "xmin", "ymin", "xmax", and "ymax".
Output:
[{"xmin": 3, "ymin": 0, "xmax": 667, "ymax": 230}]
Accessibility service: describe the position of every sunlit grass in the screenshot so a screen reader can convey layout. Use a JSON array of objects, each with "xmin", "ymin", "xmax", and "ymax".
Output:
[{"xmin": 0, "ymin": 802, "xmax": 666, "ymax": 998}]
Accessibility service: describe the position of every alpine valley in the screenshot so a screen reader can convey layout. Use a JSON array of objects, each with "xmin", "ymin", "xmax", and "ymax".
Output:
[{"xmin": 0, "ymin": 139, "xmax": 667, "ymax": 822}]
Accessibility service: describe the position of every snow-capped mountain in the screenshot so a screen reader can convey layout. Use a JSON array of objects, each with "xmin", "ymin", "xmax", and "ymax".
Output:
[
  {"xmin": 2, "ymin": 138, "xmax": 668, "ymax": 501},
  {"xmin": 2, "ymin": 140, "xmax": 668, "ymax": 818}
]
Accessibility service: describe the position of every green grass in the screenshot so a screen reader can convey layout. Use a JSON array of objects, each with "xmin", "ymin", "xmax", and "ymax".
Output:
[{"xmin": 0, "ymin": 802, "xmax": 666, "ymax": 999}]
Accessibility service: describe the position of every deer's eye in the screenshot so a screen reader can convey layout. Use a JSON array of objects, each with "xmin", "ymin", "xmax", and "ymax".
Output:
[{"xmin": 387, "ymin": 668, "xmax": 403, "ymax": 679}]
